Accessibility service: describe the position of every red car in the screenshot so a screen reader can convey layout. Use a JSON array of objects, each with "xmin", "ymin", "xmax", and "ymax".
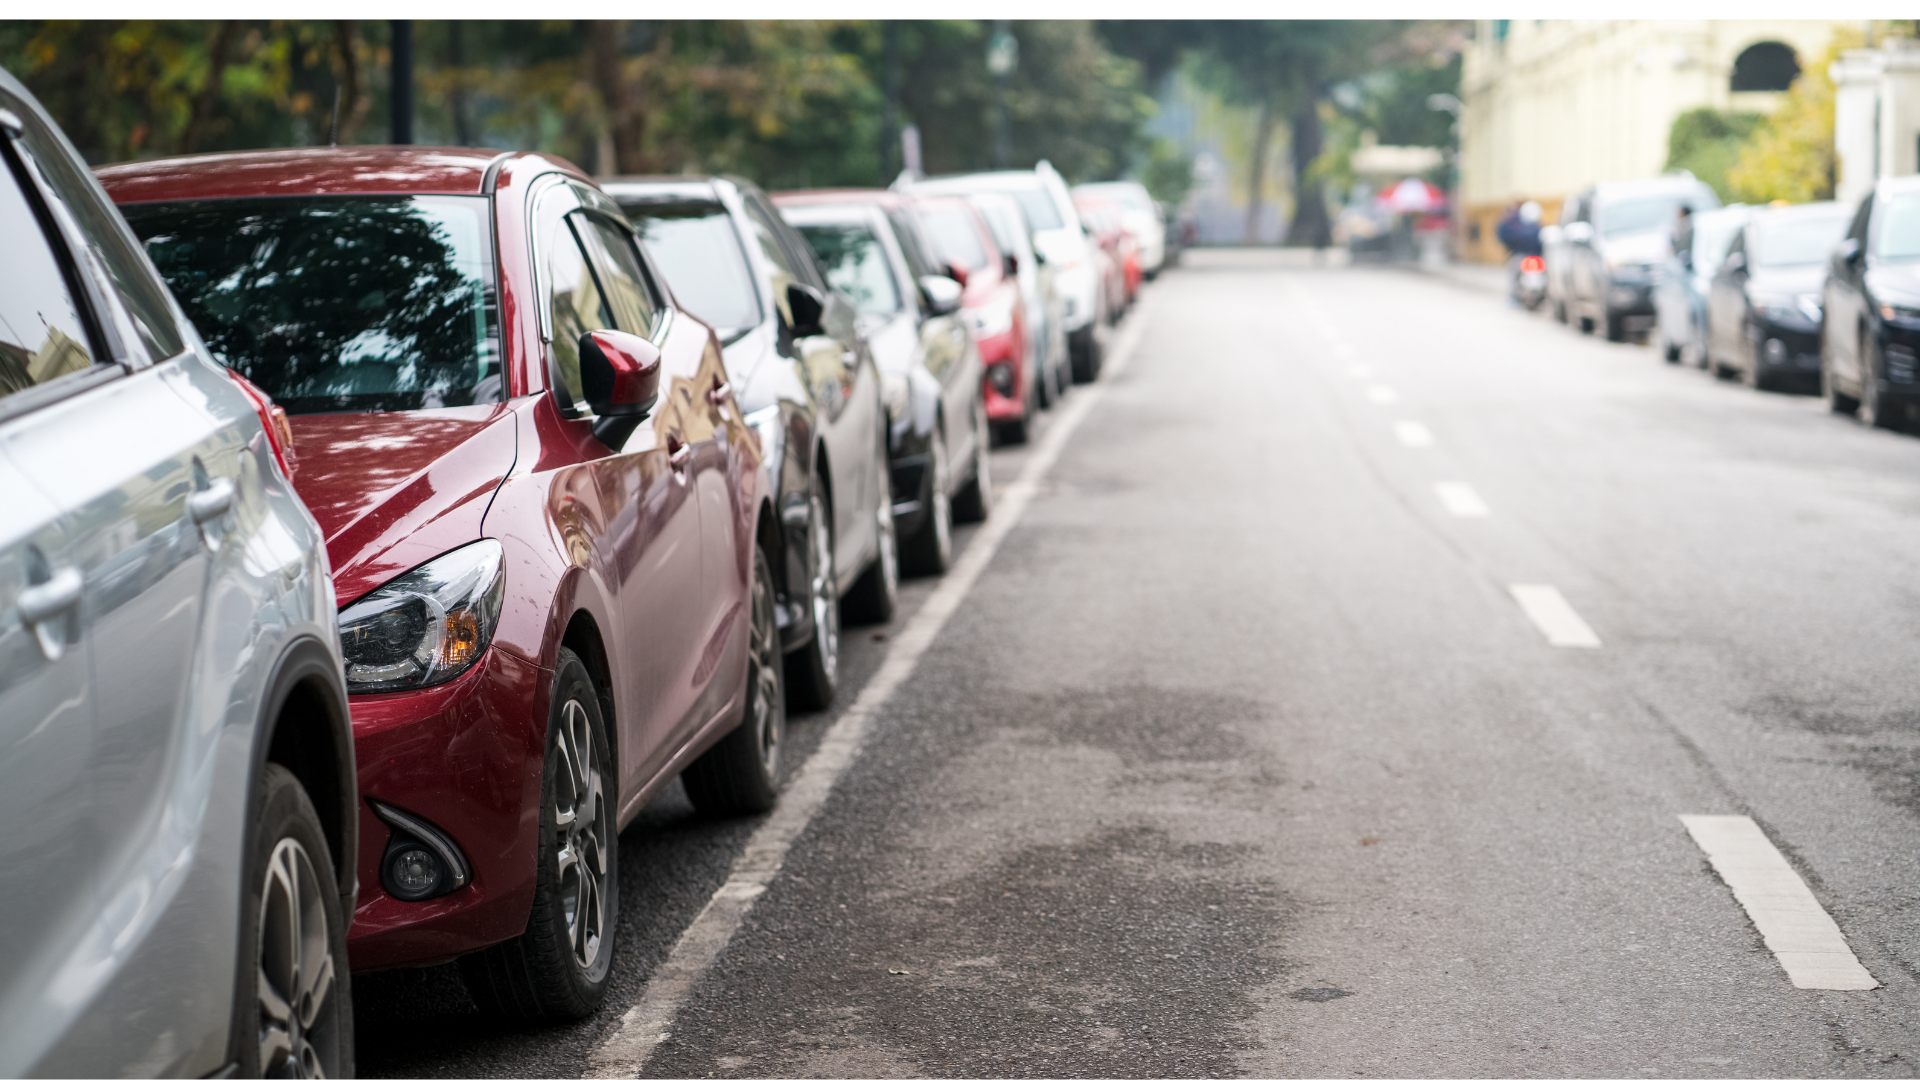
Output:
[
  {"xmin": 102, "ymin": 147, "xmax": 784, "ymax": 1020},
  {"xmin": 910, "ymin": 195, "xmax": 1036, "ymax": 444},
  {"xmin": 1074, "ymin": 193, "xmax": 1140, "ymax": 318}
]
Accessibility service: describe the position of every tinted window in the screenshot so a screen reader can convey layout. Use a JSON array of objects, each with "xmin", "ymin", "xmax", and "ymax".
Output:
[
  {"xmin": 548, "ymin": 215, "xmax": 615, "ymax": 410},
  {"xmin": 12, "ymin": 98, "xmax": 181, "ymax": 361},
  {"xmin": 796, "ymin": 223, "xmax": 901, "ymax": 318},
  {"xmin": 0, "ymin": 155, "xmax": 95, "ymax": 397},
  {"xmin": 918, "ymin": 205, "xmax": 991, "ymax": 271},
  {"xmin": 579, "ymin": 216, "xmax": 657, "ymax": 336},
  {"xmin": 1874, "ymin": 194, "xmax": 1920, "ymax": 262},
  {"xmin": 625, "ymin": 200, "xmax": 762, "ymax": 335},
  {"xmin": 1751, "ymin": 210, "xmax": 1851, "ymax": 268},
  {"xmin": 126, "ymin": 195, "xmax": 499, "ymax": 414}
]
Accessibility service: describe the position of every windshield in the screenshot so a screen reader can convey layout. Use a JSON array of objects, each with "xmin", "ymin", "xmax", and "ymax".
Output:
[
  {"xmin": 795, "ymin": 223, "xmax": 901, "ymax": 318},
  {"xmin": 125, "ymin": 195, "xmax": 499, "ymax": 414},
  {"xmin": 1692, "ymin": 213, "xmax": 1746, "ymax": 273},
  {"xmin": 1752, "ymin": 210, "xmax": 1852, "ymax": 268},
  {"xmin": 1874, "ymin": 194, "xmax": 1920, "ymax": 262},
  {"xmin": 918, "ymin": 205, "xmax": 991, "ymax": 271},
  {"xmin": 1601, "ymin": 194, "xmax": 1712, "ymax": 238},
  {"xmin": 1010, "ymin": 189, "xmax": 1064, "ymax": 231},
  {"xmin": 622, "ymin": 200, "xmax": 762, "ymax": 335},
  {"xmin": 974, "ymin": 202, "xmax": 1022, "ymax": 260}
]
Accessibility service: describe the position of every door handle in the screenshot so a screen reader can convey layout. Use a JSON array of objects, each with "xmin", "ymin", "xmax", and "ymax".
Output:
[
  {"xmin": 708, "ymin": 380, "xmax": 732, "ymax": 405},
  {"xmin": 188, "ymin": 477, "xmax": 235, "ymax": 524},
  {"xmin": 668, "ymin": 436, "xmax": 693, "ymax": 471},
  {"xmin": 18, "ymin": 566, "xmax": 82, "ymax": 626}
]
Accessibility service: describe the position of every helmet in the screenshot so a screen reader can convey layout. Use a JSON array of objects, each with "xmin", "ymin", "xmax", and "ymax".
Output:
[{"xmin": 1520, "ymin": 201, "xmax": 1543, "ymax": 224}]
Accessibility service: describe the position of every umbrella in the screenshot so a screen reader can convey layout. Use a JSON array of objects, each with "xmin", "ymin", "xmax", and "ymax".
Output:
[{"xmin": 1381, "ymin": 178, "xmax": 1444, "ymax": 214}]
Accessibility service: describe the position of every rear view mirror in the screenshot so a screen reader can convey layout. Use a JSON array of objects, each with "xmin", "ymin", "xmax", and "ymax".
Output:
[
  {"xmin": 919, "ymin": 274, "xmax": 963, "ymax": 316},
  {"xmin": 785, "ymin": 282, "xmax": 826, "ymax": 338},
  {"xmin": 578, "ymin": 329, "xmax": 661, "ymax": 447},
  {"xmin": 1838, "ymin": 237, "xmax": 1863, "ymax": 268}
]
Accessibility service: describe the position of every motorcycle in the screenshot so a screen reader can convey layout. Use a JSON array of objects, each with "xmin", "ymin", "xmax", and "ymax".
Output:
[{"xmin": 1511, "ymin": 254, "xmax": 1547, "ymax": 311}]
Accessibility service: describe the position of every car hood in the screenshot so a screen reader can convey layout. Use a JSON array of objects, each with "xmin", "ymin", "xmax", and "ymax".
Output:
[
  {"xmin": 288, "ymin": 405, "xmax": 518, "ymax": 604},
  {"xmin": 1866, "ymin": 263, "xmax": 1920, "ymax": 304},
  {"xmin": 1747, "ymin": 263, "xmax": 1826, "ymax": 297}
]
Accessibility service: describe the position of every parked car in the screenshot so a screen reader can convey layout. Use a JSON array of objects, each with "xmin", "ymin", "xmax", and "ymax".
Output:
[
  {"xmin": 908, "ymin": 193, "xmax": 1039, "ymax": 443},
  {"xmin": 1557, "ymin": 175, "xmax": 1721, "ymax": 341},
  {"xmin": 1654, "ymin": 204, "xmax": 1752, "ymax": 368},
  {"xmin": 1074, "ymin": 192, "xmax": 1138, "ymax": 318},
  {"xmin": 1823, "ymin": 176, "xmax": 1920, "ymax": 428},
  {"xmin": 1073, "ymin": 179, "xmax": 1167, "ymax": 279},
  {"xmin": 0, "ymin": 71, "xmax": 357, "ymax": 1077},
  {"xmin": 967, "ymin": 189, "xmax": 1070, "ymax": 408},
  {"xmin": 774, "ymin": 190, "xmax": 992, "ymax": 576},
  {"xmin": 605, "ymin": 175, "xmax": 896, "ymax": 710},
  {"xmin": 105, "ymin": 146, "xmax": 786, "ymax": 1022},
  {"xmin": 1707, "ymin": 200, "xmax": 1852, "ymax": 391},
  {"xmin": 906, "ymin": 161, "xmax": 1108, "ymax": 382}
]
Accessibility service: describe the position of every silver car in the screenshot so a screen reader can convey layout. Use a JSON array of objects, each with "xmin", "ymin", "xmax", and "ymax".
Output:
[
  {"xmin": 967, "ymin": 190, "xmax": 1071, "ymax": 408},
  {"xmin": 0, "ymin": 71, "xmax": 357, "ymax": 1077}
]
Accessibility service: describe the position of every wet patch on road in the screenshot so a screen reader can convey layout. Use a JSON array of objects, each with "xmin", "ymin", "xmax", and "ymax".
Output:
[{"xmin": 1746, "ymin": 693, "xmax": 1920, "ymax": 820}]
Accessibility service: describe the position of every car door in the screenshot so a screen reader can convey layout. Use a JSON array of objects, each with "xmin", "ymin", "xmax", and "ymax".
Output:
[
  {"xmin": 888, "ymin": 206, "xmax": 973, "ymax": 478},
  {"xmin": 1829, "ymin": 194, "xmax": 1874, "ymax": 389},
  {"xmin": 533, "ymin": 179, "xmax": 707, "ymax": 795},
  {"xmin": 1709, "ymin": 230, "xmax": 1748, "ymax": 370}
]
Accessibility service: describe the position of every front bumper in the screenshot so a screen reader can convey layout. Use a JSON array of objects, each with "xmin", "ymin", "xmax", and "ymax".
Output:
[
  {"xmin": 346, "ymin": 645, "xmax": 548, "ymax": 971},
  {"xmin": 1604, "ymin": 278, "xmax": 1655, "ymax": 317},
  {"xmin": 1753, "ymin": 319, "xmax": 1823, "ymax": 377},
  {"xmin": 978, "ymin": 328, "xmax": 1028, "ymax": 422}
]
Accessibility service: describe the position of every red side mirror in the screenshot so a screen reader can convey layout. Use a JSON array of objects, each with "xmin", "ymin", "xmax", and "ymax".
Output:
[{"xmin": 578, "ymin": 329, "xmax": 661, "ymax": 446}]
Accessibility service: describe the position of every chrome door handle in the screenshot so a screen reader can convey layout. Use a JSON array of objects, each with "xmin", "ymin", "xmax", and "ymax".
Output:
[
  {"xmin": 668, "ymin": 438, "xmax": 693, "ymax": 468},
  {"xmin": 188, "ymin": 478, "xmax": 235, "ymax": 524},
  {"xmin": 18, "ymin": 566, "xmax": 82, "ymax": 625}
]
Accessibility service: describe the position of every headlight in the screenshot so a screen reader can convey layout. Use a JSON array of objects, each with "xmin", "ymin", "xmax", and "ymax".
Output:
[
  {"xmin": 1880, "ymin": 302, "xmax": 1920, "ymax": 322},
  {"xmin": 968, "ymin": 294, "xmax": 1017, "ymax": 339},
  {"xmin": 339, "ymin": 540, "xmax": 504, "ymax": 693},
  {"xmin": 880, "ymin": 369, "xmax": 909, "ymax": 422}
]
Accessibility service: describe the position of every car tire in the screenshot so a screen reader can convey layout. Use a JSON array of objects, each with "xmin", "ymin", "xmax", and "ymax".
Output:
[
  {"xmin": 1578, "ymin": 314, "xmax": 1595, "ymax": 335},
  {"xmin": 1603, "ymin": 310, "xmax": 1627, "ymax": 343},
  {"xmin": 900, "ymin": 425, "xmax": 953, "ymax": 577},
  {"xmin": 784, "ymin": 476, "xmax": 838, "ymax": 712},
  {"xmin": 1069, "ymin": 324, "xmax": 1102, "ymax": 383},
  {"xmin": 461, "ymin": 648, "xmax": 616, "ymax": 1021},
  {"xmin": 234, "ymin": 763, "xmax": 353, "ymax": 1079},
  {"xmin": 682, "ymin": 543, "xmax": 786, "ymax": 815},
  {"xmin": 1553, "ymin": 299, "xmax": 1568, "ymax": 325},
  {"xmin": 1661, "ymin": 332, "xmax": 1682, "ymax": 363},
  {"xmin": 951, "ymin": 401, "xmax": 993, "ymax": 525},
  {"xmin": 840, "ymin": 476, "xmax": 898, "ymax": 626},
  {"xmin": 1035, "ymin": 351, "xmax": 1055, "ymax": 409}
]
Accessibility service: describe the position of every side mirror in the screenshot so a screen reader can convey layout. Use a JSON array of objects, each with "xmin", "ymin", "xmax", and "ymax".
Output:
[
  {"xmin": 577, "ymin": 329, "xmax": 661, "ymax": 447},
  {"xmin": 919, "ymin": 274, "xmax": 963, "ymax": 316},
  {"xmin": 1032, "ymin": 247, "xmax": 1048, "ymax": 266},
  {"xmin": 785, "ymin": 282, "xmax": 826, "ymax": 338},
  {"xmin": 1723, "ymin": 250, "xmax": 1746, "ymax": 274},
  {"xmin": 1002, "ymin": 252, "xmax": 1019, "ymax": 276},
  {"xmin": 1839, "ymin": 237, "xmax": 1862, "ymax": 268},
  {"xmin": 946, "ymin": 261, "xmax": 970, "ymax": 287},
  {"xmin": 1562, "ymin": 221, "xmax": 1593, "ymax": 245}
]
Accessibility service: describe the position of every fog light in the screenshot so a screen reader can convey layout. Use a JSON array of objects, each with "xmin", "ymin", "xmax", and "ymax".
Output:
[
  {"xmin": 1763, "ymin": 338, "xmax": 1787, "ymax": 365},
  {"xmin": 987, "ymin": 362, "xmax": 1015, "ymax": 394},
  {"xmin": 385, "ymin": 844, "xmax": 444, "ymax": 900}
]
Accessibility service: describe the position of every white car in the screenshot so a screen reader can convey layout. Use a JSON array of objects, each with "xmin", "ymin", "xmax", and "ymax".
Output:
[
  {"xmin": 965, "ymin": 190, "xmax": 1071, "ymax": 406},
  {"xmin": 1073, "ymin": 179, "xmax": 1168, "ymax": 279}
]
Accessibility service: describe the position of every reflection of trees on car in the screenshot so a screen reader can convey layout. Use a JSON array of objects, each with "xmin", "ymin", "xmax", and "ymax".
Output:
[{"xmin": 127, "ymin": 195, "xmax": 499, "ymax": 413}]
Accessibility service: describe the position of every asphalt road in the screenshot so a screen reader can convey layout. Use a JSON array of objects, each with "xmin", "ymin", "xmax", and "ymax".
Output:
[{"xmin": 358, "ymin": 249, "xmax": 1920, "ymax": 1078}]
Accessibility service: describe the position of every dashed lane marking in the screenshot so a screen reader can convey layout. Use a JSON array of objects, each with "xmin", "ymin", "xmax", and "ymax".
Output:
[
  {"xmin": 1679, "ymin": 815, "xmax": 1877, "ymax": 991},
  {"xmin": 1508, "ymin": 584, "xmax": 1601, "ymax": 648},
  {"xmin": 1394, "ymin": 422, "xmax": 1433, "ymax": 448},
  {"xmin": 583, "ymin": 298, "xmax": 1158, "ymax": 1080},
  {"xmin": 1367, "ymin": 385, "xmax": 1398, "ymax": 404},
  {"xmin": 1434, "ymin": 482, "xmax": 1490, "ymax": 518}
]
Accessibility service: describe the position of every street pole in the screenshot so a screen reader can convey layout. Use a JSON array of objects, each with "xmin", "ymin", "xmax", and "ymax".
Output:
[
  {"xmin": 987, "ymin": 21, "xmax": 1017, "ymax": 169},
  {"xmin": 390, "ymin": 20, "xmax": 414, "ymax": 145},
  {"xmin": 882, "ymin": 21, "xmax": 900, "ymax": 182}
]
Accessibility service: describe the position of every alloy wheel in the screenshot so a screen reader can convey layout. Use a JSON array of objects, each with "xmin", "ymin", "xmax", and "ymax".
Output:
[
  {"xmin": 749, "ymin": 548, "xmax": 784, "ymax": 778},
  {"xmin": 553, "ymin": 698, "xmax": 608, "ymax": 972},
  {"xmin": 257, "ymin": 837, "xmax": 336, "ymax": 1079},
  {"xmin": 807, "ymin": 490, "xmax": 837, "ymax": 683}
]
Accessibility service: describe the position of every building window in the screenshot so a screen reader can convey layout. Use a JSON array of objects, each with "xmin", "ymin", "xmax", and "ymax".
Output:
[{"xmin": 1731, "ymin": 42, "xmax": 1800, "ymax": 92}]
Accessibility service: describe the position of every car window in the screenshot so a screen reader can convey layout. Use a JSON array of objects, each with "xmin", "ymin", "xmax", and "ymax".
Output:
[
  {"xmin": 1873, "ymin": 194, "xmax": 1920, "ymax": 262},
  {"xmin": 917, "ymin": 204, "xmax": 992, "ymax": 271},
  {"xmin": 885, "ymin": 208, "xmax": 940, "ymax": 279},
  {"xmin": 10, "ymin": 95, "xmax": 181, "ymax": 362},
  {"xmin": 736, "ymin": 196, "xmax": 807, "ymax": 322},
  {"xmin": 578, "ymin": 214, "xmax": 658, "ymax": 338},
  {"xmin": 126, "ymin": 195, "xmax": 502, "ymax": 414},
  {"xmin": 1848, "ymin": 196, "xmax": 1873, "ymax": 244},
  {"xmin": 1008, "ymin": 187, "xmax": 1063, "ymax": 231},
  {"xmin": 625, "ymin": 199, "xmax": 762, "ymax": 336},
  {"xmin": 0, "ymin": 151, "xmax": 97, "ymax": 398},
  {"xmin": 1751, "ymin": 210, "xmax": 1852, "ymax": 268},
  {"xmin": 547, "ymin": 215, "xmax": 615, "ymax": 411},
  {"xmin": 795, "ymin": 222, "xmax": 902, "ymax": 319},
  {"xmin": 1692, "ymin": 214, "xmax": 1745, "ymax": 273}
]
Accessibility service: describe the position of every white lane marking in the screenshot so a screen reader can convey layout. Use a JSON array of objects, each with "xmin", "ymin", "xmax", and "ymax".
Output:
[
  {"xmin": 1434, "ymin": 482, "xmax": 1490, "ymax": 518},
  {"xmin": 1366, "ymin": 385, "xmax": 1398, "ymax": 405},
  {"xmin": 1394, "ymin": 422, "xmax": 1433, "ymax": 447},
  {"xmin": 1508, "ymin": 584, "xmax": 1601, "ymax": 648},
  {"xmin": 1349, "ymin": 362, "xmax": 1372, "ymax": 378},
  {"xmin": 1679, "ymin": 815, "xmax": 1878, "ymax": 991},
  {"xmin": 584, "ymin": 299, "xmax": 1158, "ymax": 1080}
]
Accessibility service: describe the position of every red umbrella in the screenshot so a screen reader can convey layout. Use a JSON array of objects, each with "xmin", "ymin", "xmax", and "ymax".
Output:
[{"xmin": 1380, "ymin": 177, "xmax": 1444, "ymax": 214}]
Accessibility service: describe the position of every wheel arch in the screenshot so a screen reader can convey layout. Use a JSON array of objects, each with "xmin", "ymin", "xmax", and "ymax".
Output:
[
  {"xmin": 559, "ymin": 609, "xmax": 617, "ymax": 780},
  {"xmin": 256, "ymin": 636, "xmax": 357, "ymax": 897}
]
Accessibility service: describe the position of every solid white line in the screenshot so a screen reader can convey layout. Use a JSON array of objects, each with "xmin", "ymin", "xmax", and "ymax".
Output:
[
  {"xmin": 1434, "ymin": 482, "xmax": 1489, "ymax": 518},
  {"xmin": 1394, "ymin": 421, "xmax": 1433, "ymax": 448},
  {"xmin": 1679, "ymin": 815, "xmax": 1877, "ymax": 991},
  {"xmin": 1508, "ymin": 584, "xmax": 1601, "ymax": 648},
  {"xmin": 1367, "ymin": 385, "xmax": 1398, "ymax": 405},
  {"xmin": 584, "ymin": 300, "xmax": 1157, "ymax": 1080}
]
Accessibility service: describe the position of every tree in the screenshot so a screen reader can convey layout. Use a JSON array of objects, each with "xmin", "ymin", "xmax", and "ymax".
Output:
[
  {"xmin": 1725, "ymin": 33, "xmax": 1857, "ymax": 205},
  {"xmin": 1665, "ymin": 108, "xmax": 1762, "ymax": 203}
]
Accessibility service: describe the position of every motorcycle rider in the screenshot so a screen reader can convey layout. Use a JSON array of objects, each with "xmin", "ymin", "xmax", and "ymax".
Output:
[{"xmin": 1497, "ymin": 200, "xmax": 1544, "ymax": 306}]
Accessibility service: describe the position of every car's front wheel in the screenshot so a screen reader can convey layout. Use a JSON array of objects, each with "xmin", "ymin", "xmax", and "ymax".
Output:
[
  {"xmin": 952, "ymin": 401, "xmax": 993, "ymax": 525},
  {"xmin": 683, "ymin": 543, "xmax": 786, "ymax": 815},
  {"xmin": 235, "ymin": 763, "xmax": 352, "ymax": 1079},
  {"xmin": 785, "ymin": 475, "xmax": 838, "ymax": 712},
  {"xmin": 901, "ymin": 425, "xmax": 953, "ymax": 576},
  {"xmin": 462, "ymin": 647, "xmax": 616, "ymax": 1020}
]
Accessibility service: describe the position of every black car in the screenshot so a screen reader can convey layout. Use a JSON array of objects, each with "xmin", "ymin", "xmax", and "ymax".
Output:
[
  {"xmin": 1822, "ymin": 177, "xmax": 1920, "ymax": 428},
  {"xmin": 1557, "ymin": 176, "xmax": 1720, "ymax": 341},
  {"xmin": 1707, "ymin": 200, "xmax": 1852, "ymax": 391},
  {"xmin": 605, "ymin": 176, "xmax": 896, "ymax": 711}
]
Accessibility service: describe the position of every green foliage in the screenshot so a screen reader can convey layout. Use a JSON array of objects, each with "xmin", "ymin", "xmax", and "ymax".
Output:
[
  {"xmin": 1665, "ymin": 107, "xmax": 1762, "ymax": 202},
  {"xmin": 1137, "ymin": 137, "xmax": 1193, "ymax": 206},
  {"xmin": 1726, "ymin": 31, "xmax": 1859, "ymax": 205}
]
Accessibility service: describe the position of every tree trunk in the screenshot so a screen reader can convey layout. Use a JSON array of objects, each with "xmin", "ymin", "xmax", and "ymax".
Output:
[
  {"xmin": 587, "ymin": 20, "xmax": 650, "ymax": 175},
  {"xmin": 1284, "ymin": 89, "xmax": 1331, "ymax": 248},
  {"xmin": 449, "ymin": 21, "xmax": 474, "ymax": 146},
  {"xmin": 332, "ymin": 22, "xmax": 370, "ymax": 144},
  {"xmin": 180, "ymin": 20, "xmax": 236, "ymax": 153},
  {"xmin": 1243, "ymin": 94, "xmax": 1276, "ymax": 245}
]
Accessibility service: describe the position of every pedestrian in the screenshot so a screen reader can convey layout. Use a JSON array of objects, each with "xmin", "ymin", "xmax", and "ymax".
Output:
[{"xmin": 1673, "ymin": 204, "xmax": 1694, "ymax": 269}]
